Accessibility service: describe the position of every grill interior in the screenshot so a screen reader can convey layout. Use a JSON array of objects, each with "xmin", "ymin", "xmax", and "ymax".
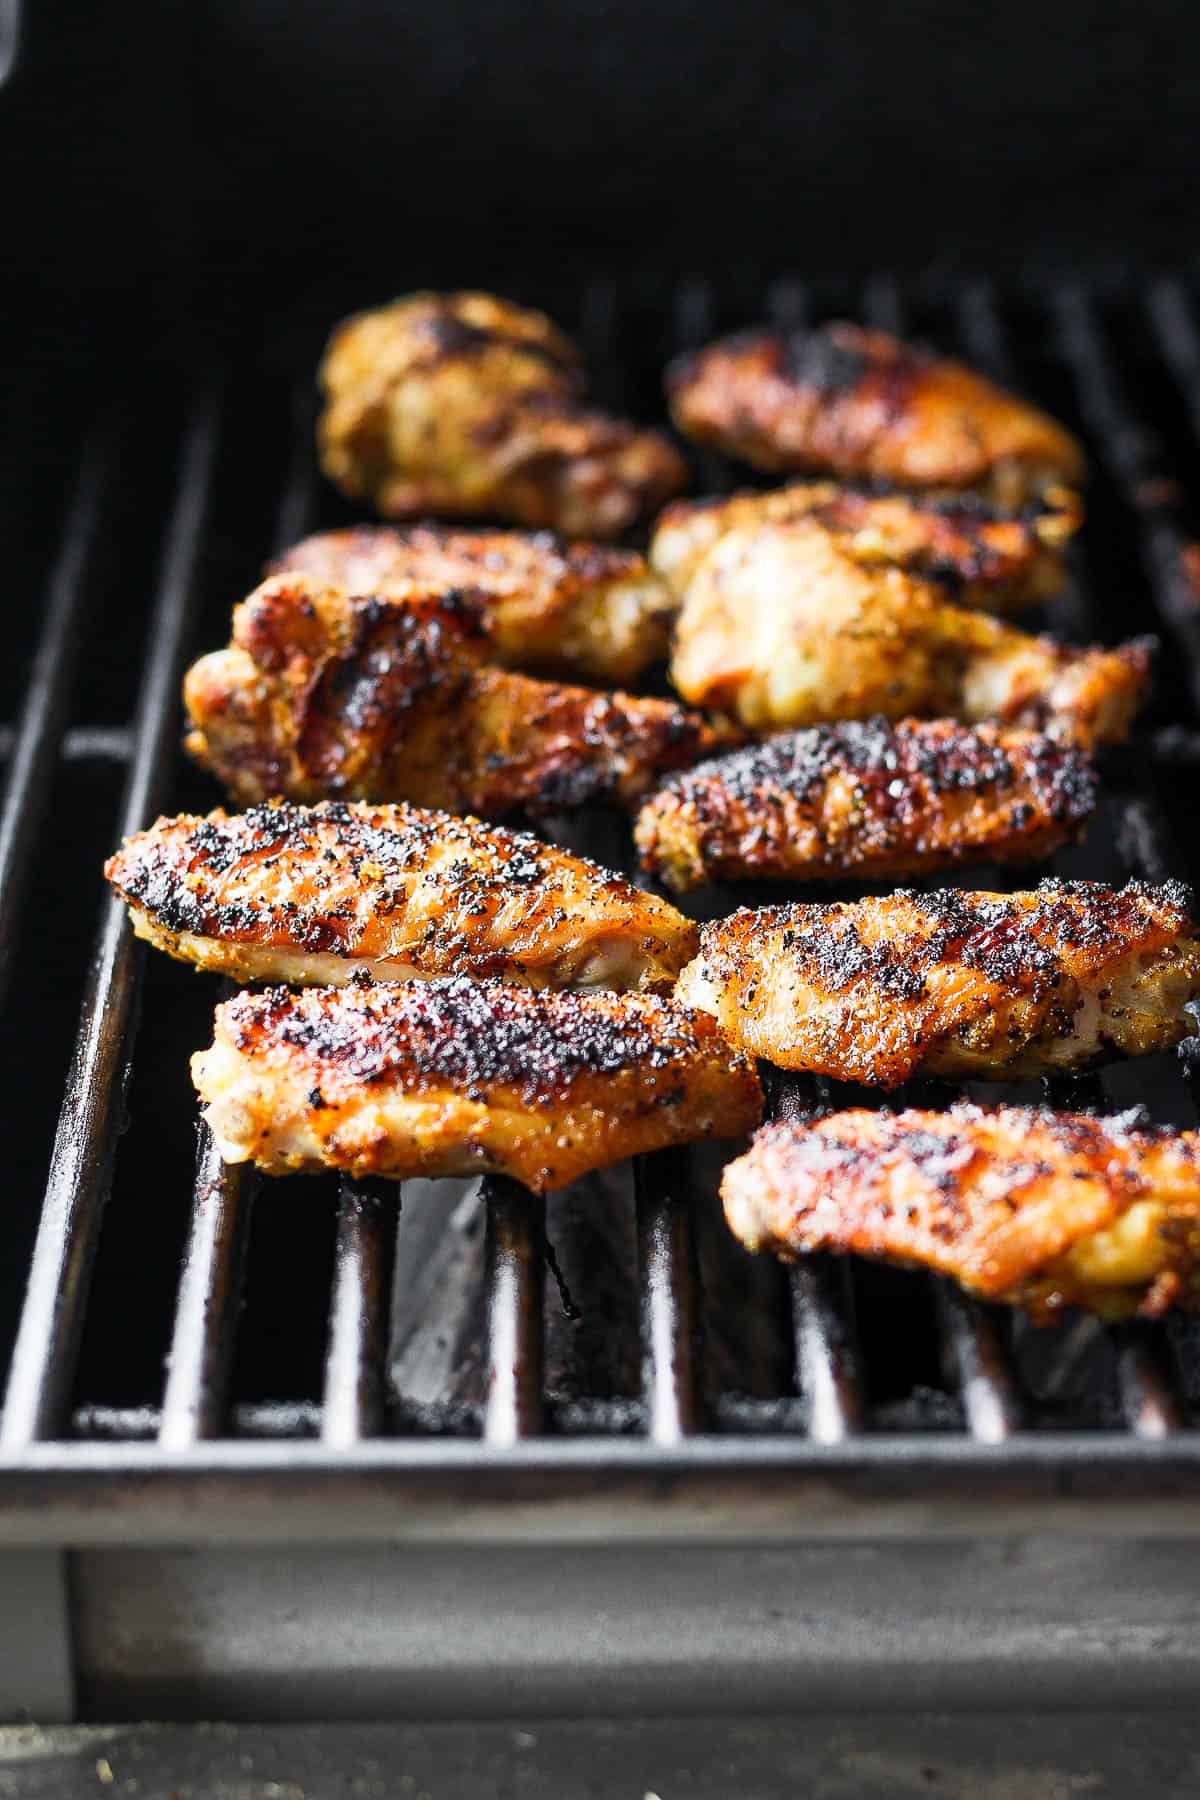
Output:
[{"xmin": 5, "ymin": 273, "xmax": 1200, "ymax": 1485}]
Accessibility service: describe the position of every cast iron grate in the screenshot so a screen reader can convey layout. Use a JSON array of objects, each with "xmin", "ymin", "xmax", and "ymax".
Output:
[{"xmin": 3, "ymin": 274, "xmax": 1200, "ymax": 1513}]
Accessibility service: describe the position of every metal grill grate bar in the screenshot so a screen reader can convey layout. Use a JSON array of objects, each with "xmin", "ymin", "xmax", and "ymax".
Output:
[
  {"xmin": 935, "ymin": 1286, "xmax": 1022, "ymax": 1441},
  {"xmin": 159, "ymin": 1132, "xmax": 255, "ymax": 1448},
  {"xmin": 1, "ymin": 394, "xmax": 220, "ymax": 1449},
  {"xmin": 482, "ymin": 1178, "xmax": 546, "ymax": 1443},
  {"xmin": 635, "ymin": 1152, "xmax": 703, "ymax": 1441},
  {"xmin": 0, "ymin": 432, "xmax": 109, "ymax": 1006},
  {"xmin": 321, "ymin": 1179, "xmax": 399, "ymax": 1446},
  {"xmin": 1052, "ymin": 285, "xmax": 1200, "ymax": 705},
  {"xmin": 160, "ymin": 396, "xmax": 319, "ymax": 1447}
]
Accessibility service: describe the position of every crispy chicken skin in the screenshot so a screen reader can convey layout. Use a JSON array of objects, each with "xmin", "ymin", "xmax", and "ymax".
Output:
[
  {"xmin": 270, "ymin": 525, "xmax": 674, "ymax": 683},
  {"xmin": 319, "ymin": 291, "xmax": 686, "ymax": 538},
  {"xmin": 675, "ymin": 879, "xmax": 1200, "ymax": 1087},
  {"xmin": 193, "ymin": 979, "xmax": 763, "ymax": 1192},
  {"xmin": 652, "ymin": 480, "xmax": 1082, "ymax": 616},
  {"xmin": 664, "ymin": 512, "xmax": 1150, "ymax": 743},
  {"xmin": 722, "ymin": 1104, "xmax": 1200, "ymax": 1320},
  {"xmin": 106, "ymin": 800, "xmax": 696, "ymax": 993},
  {"xmin": 183, "ymin": 576, "xmax": 737, "ymax": 818},
  {"xmin": 635, "ymin": 718, "xmax": 1096, "ymax": 893},
  {"xmin": 666, "ymin": 321, "xmax": 1085, "ymax": 502}
]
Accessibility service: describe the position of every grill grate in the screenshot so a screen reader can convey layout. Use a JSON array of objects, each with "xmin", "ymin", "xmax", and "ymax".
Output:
[{"xmin": 3, "ymin": 276, "xmax": 1200, "ymax": 1519}]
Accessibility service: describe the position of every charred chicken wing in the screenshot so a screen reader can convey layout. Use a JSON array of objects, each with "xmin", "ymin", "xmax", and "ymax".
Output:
[
  {"xmin": 651, "ymin": 480, "xmax": 1081, "ymax": 616},
  {"xmin": 183, "ymin": 576, "xmax": 737, "ymax": 818},
  {"xmin": 635, "ymin": 718, "xmax": 1096, "ymax": 893},
  {"xmin": 722, "ymin": 1104, "xmax": 1200, "ymax": 1320},
  {"xmin": 664, "ymin": 511, "xmax": 1149, "ymax": 743},
  {"xmin": 107, "ymin": 800, "xmax": 696, "ymax": 992},
  {"xmin": 193, "ymin": 978, "xmax": 763, "ymax": 1191},
  {"xmin": 666, "ymin": 321, "xmax": 1084, "ymax": 502},
  {"xmin": 319, "ymin": 291, "xmax": 686, "ymax": 538},
  {"xmin": 271, "ymin": 524, "xmax": 674, "ymax": 683},
  {"xmin": 675, "ymin": 879, "xmax": 1200, "ymax": 1087}
]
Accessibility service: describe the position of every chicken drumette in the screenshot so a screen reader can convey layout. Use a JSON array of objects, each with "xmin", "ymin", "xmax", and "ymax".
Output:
[
  {"xmin": 271, "ymin": 524, "xmax": 674, "ymax": 684},
  {"xmin": 183, "ymin": 576, "xmax": 737, "ymax": 819},
  {"xmin": 666, "ymin": 320, "xmax": 1084, "ymax": 502},
  {"xmin": 193, "ymin": 978, "xmax": 762, "ymax": 1192},
  {"xmin": 723, "ymin": 1104, "xmax": 1200, "ymax": 1320},
  {"xmin": 319, "ymin": 291, "xmax": 686, "ymax": 538}
]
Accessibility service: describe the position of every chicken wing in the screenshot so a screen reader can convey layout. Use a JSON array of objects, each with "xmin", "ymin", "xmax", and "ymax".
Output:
[
  {"xmin": 319, "ymin": 291, "xmax": 686, "ymax": 538},
  {"xmin": 665, "ymin": 510, "xmax": 1149, "ymax": 743},
  {"xmin": 183, "ymin": 576, "xmax": 737, "ymax": 817},
  {"xmin": 193, "ymin": 978, "xmax": 763, "ymax": 1192},
  {"xmin": 271, "ymin": 524, "xmax": 674, "ymax": 683},
  {"xmin": 666, "ymin": 321, "xmax": 1084, "ymax": 502},
  {"xmin": 675, "ymin": 879, "xmax": 1200, "ymax": 1086},
  {"xmin": 635, "ymin": 718, "xmax": 1096, "ymax": 893},
  {"xmin": 722, "ymin": 1104, "xmax": 1200, "ymax": 1320},
  {"xmin": 107, "ymin": 799, "xmax": 696, "ymax": 992},
  {"xmin": 651, "ymin": 480, "xmax": 1081, "ymax": 616}
]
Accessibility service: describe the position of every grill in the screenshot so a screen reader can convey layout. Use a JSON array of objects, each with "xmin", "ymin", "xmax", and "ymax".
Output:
[{"xmin": 5, "ymin": 273, "xmax": 1200, "ymax": 1722}]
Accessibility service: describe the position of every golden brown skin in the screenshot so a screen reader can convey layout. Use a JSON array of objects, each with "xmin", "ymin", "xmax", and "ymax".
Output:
[
  {"xmin": 183, "ymin": 576, "xmax": 738, "ymax": 819},
  {"xmin": 652, "ymin": 480, "xmax": 1082, "ymax": 617},
  {"xmin": 319, "ymin": 291, "xmax": 686, "ymax": 538},
  {"xmin": 722, "ymin": 1104, "xmax": 1200, "ymax": 1320},
  {"xmin": 271, "ymin": 525, "xmax": 674, "ymax": 683},
  {"xmin": 664, "ymin": 511, "xmax": 1150, "ymax": 743},
  {"xmin": 193, "ymin": 978, "xmax": 763, "ymax": 1193},
  {"xmin": 666, "ymin": 321, "xmax": 1085, "ymax": 501},
  {"xmin": 635, "ymin": 718, "xmax": 1097, "ymax": 893},
  {"xmin": 676, "ymin": 879, "xmax": 1200, "ymax": 1087},
  {"xmin": 106, "ymin": 801, "xmax": 698, "ymax": 993}
]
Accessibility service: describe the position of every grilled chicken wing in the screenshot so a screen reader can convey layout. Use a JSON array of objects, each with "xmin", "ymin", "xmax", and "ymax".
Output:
[
  {"xmin": 722, "ymin": 1104, "xmax": 1200, "ymax": 1320},
  {"xmin": 107, "ymin": 800, "xmax": 696, "ymax": 992},
  {"xmin": 271, "ymin": 524, "xmax": 674, "ymax": 683},
  {"xmin": 665, "ymin": 510, "xmax": 1149, "ymax": 743},
  {"xmin": 636, "ymin": 718, "xmax": 1096, "ymax": 893},
  {"xmin": 193, "ymin": 978, "xmax": 762, "ymax": 1192},
  {"xmin": 319, "ymin": 291, "xmax": 686, "ymax": 538},
  {"xmin": 183, "ymin": 576, "xmax": 737, "ymax": 818},
  {"xmin": 675, "ymin": 879, "xmax": 1200, "ymax": 1087},
  {"xmin": 652, "ymin": 480, "xmax": 1081, "ymax": 616},
  {"xmin": 666, "ymin": 321, "xmax": 1084, "ymax": 502}
]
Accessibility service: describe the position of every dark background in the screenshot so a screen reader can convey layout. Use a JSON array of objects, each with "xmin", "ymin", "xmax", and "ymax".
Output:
[{"xmin": 4, "ymin": 0, "xmax": 1198, "ymax": 332}]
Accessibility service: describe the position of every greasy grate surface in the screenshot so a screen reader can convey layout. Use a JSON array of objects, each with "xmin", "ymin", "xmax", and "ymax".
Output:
[{"xmin": 4, "ymin": 275, "xmax": 1200, "ymax": 1499}]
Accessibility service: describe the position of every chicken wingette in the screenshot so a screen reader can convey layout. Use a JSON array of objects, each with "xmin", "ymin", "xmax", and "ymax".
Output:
[
  {"xmin": 271, "ymin": 524, "xmax": 674, "ymax": 684},
  {"xmin": 183, "ymin": 576, "xmax": 737, "ymax": 817},
  {"xmin": 664, "ymin": 510, "xmax": 1149, "ymax": 743},
  {"xmin": 652, "ymin": 480, "xmax": 1081, "ymax": 617},
  {"xmin": 722, "ymin": 1104, "xmax": 1200, "ymax": 1320},
  {"xmin": 106, "ymin": 800, "xmax": 697, "ymax": 992},
  {"xmin": 635, "ymin": 718, "xmax": 1096, "ymax": 893},
  {"xmin": 193, "ymin": 979, "xmax": 763, "ymax": 1192},
  {"xmin": 666, "ymin": 321, "xmax": 1085, "ymax": 502},
  {"xmin": 675, "ymin": 879, "xmax": 1200, "ymax": 1087},
  {"xmin": 319, "ymin": 291, "xmax": 686, "ymax": 538}
]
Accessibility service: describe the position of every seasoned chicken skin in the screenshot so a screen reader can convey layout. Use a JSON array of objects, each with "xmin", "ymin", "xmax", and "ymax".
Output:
[
  {"xmin": 193, "ymin": 979, "xmax": 763, "ymax": 1192},
  {"xmin": 319, "ymin": 291, "xmax": 685, "ymax": 538},
  {"xmin": 636, "ymin": 718, "xmax": 1096, "ymax": 893},
  {"xmin": 652, "ymin": 480, "xmax": 1081, "ymax": 617},
  {"xmin": 183, "ymin": 577, "xmax": 736, "ymax": 818},
  {"xmin": 106, "ymin": 801, "xmax": 697, "ymax": 992},
  {"xmin": 675, "ymin": 879, "xmax": 1200, "ymax": 1087},
  {"xmin": 722, "ymin": 1104, "xmax": 1200, "ymax": 1320},
  {"xmin": 666, "ymin": 321, "xmax": 1085, "ymax": 502},
  {"xmin": 271, "ymin": 525, "xmax": 674, "ymax": 683},
  {"xmin": 665, "ymin": 511, "xmax": 1149, "ymax": 743}
]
